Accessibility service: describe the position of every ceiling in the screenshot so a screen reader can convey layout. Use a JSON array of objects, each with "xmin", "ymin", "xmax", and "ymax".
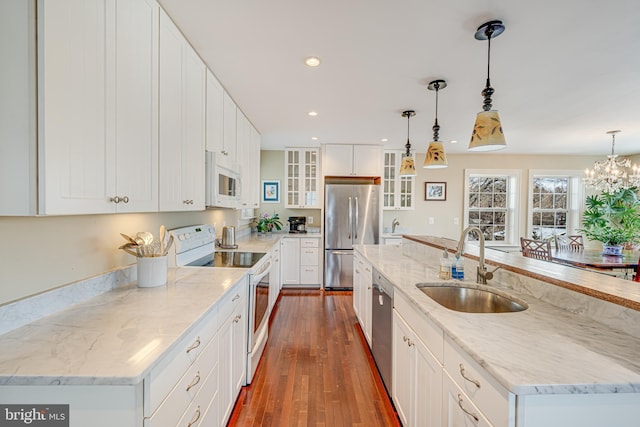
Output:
[{"xmin": 159, "ymin": 0, "xmax": 640, "ymax": 155}]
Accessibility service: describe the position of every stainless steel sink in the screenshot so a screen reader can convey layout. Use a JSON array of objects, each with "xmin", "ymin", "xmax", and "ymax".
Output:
[{"xmin": 416, "ymin": 284, "xmax": 528, "ymax": 313}]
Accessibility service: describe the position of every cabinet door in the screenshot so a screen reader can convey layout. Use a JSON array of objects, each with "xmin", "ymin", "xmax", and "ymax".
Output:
[
  {"xmin": 231, "ymin": 302, "xmax": 246, "ymax": 396},
  {"xmin": 269, "ymin": 247, "xmax": 280, "ymax": 312},
  {"xmin": 205, "ymin": 69, "xmax": 224, "ymax": 155},
  {"xmin": 115, "ymin": 0, "xmax": 159, "ymax": 213},
  {"xmin": 281, "ymin": 238, "xmax": 300, "ymax": 285},
  {"xmin": 218, "ymin": 313, "xmax": 233, "ymax": 424},
  {"xmin": 301, "ymin": 148, "xmax": 319, "ymax": 207},
  {"xmin": 222, "ymin": 91, "xmax": 237, "ymax": 162},
  {"xmin": 362, "ymin": 261, "xmax": 372, "ymax": 345},
  {"xmin": 383, "ymin": 150, "xmax": 414, "ymax": 210},
  {"xmin": 323, "ymin": 144, "xmax": 354, "ymax": 176},
  {"xmin": 353, "ymin": 256, "xmax": 362, "ymax": 321},
  {"xmin": 285, "ymin": 149, "xmax": 301, "ymax": 208},
  {"xmin": 248, "ymin": 125, "xmax": 261, "ymax": 208},
  {"xmin": 353, "ymin": 145, "xmax": 382, "ymax": 176},
  {"xmin": 414, "ymin": 335, "xmax": 443, "ymax": 427},
  {"xmin": 38, "ymin": 0, "xmax": 115, "ymax": 214},
  {"xmin": 159, "ymin": 11, "xmax": 205, "ymax": 211},
  {"xmin": 392, "ymin": 310, "xmax": 413, "ymax": 426},
  {"xmin": 237, "ymin": 110, "xmax": 252, "ymax": 208}
]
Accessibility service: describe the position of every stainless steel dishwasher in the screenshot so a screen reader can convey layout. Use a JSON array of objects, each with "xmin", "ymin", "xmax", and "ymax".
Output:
[{"xmin": 371, "ymin": 268, "xmax": 393, "ymax": 394}]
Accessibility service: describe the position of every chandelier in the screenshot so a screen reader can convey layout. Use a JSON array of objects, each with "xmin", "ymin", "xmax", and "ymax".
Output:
[{"xmin": 583, "ymin": 130, "xmax": 640, "ymax": 193}]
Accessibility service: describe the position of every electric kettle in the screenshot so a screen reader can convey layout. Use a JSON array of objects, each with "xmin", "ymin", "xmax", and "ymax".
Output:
[{"xmin": 221, "ymin": 226, "xmax": 238, "ymax": 249}]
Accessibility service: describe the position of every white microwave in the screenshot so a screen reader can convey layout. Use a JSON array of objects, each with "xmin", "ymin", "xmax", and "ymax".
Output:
[{"xmin": 206, "ymin": 151, "xmax": 241, "ymax": 208}]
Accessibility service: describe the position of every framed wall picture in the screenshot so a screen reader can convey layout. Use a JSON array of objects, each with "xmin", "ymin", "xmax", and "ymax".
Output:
[
  {"xmin": 262, "ymin": 180, "xmax": 280, "ymax": 203},
  {"xmin": 425, "ymin": 182, "xmax": 446, "ymax": 201}
]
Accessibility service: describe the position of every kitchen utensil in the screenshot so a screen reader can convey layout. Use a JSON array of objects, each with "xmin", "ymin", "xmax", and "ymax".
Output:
[
  {"xmin": 159, "ymin": 225, "xmax": 166, "ymax": 255},
  {"xmin": 161, "ymin": 235, "xmax": 174, "ymax": 256},
  {"xmin": 120, "ymin": 233, "xmax": 137, "ymax": 244},
  {"xmin": 136, "ymin": 231, "xmax": 154, "ymax": 245}
]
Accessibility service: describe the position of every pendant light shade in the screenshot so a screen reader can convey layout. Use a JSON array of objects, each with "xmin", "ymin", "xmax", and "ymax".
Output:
[
  {"xmin": 399, "ymin": 110, "xmax": 417, "ymax": 176},
  {"xmin": 469, "ymin": 20, "xmax": 507, "ymax": 152},
  {"xmin": 424, "ymin": 79, "xmax": 448, "ymax": 169}
]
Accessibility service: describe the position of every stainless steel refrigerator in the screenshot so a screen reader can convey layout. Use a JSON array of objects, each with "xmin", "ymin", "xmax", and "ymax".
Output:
[{"xmin": 324, "ymin": 180, "xmax": 380, "ymax": 289}]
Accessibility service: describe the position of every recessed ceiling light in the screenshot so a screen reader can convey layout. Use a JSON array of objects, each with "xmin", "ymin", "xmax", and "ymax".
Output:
[
  {"xmin": 311, "ymin": 137, "xmax": 318, "ymax": 141},
  {"xmin": 450, "ymin": 140, "xmax": 458, "ymax": 144},
  {"xmin": 308, "ymin": 111, "xmax": 318, "ymax": 117},
  {"xmin": 305, "ymin": 56, "xmax": 321, "ymax": 67},
  {"xmin": 381, "ymin": 138, "xmax": 389, "ymax": 142}
]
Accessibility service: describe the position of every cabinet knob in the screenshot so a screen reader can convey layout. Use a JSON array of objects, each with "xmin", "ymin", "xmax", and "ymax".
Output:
[{"xmin": 110, "ymin": 196, "xmax": 120, "ymax": 204}]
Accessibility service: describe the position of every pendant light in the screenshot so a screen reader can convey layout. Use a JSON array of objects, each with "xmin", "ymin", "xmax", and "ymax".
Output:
[
  {"xmin": 399, "ymin": 110, "xmax": 417, "ymax": 176},
  {"xmin": 424, "ymin": 79, "xmax": 448, "ymax": 168},
  {"xmin": 469, "ymin": 20, "xmax": 507, "ymax": 152}
]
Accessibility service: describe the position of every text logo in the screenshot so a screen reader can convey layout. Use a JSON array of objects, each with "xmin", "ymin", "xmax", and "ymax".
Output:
[{"xmin": 0, "ymin": 405, "xmax": 69, "ymax": 427}]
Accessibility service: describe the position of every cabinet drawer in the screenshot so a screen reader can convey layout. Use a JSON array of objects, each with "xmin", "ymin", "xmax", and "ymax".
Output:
[
  {"xmin": 300, "ymin": 238, "xmax": 319, "ymax": 248},
  {"xmin": 300, "ymin": 266, "xmax": 320, "ymax": 284},
  {"xmin": 394, "ymin": 290, "xmax": 443, "ymax": 362},
  {"xmin": 443, "ymin": 372, "xmax": 493, "ymax": 427},
  {"xmin": 300, "ymin": 247, "xmax": 318, "ymax": 266},
  {"xmin": 218, "ymin": 279, "xmax": 247, "ymax": 325},
  {"xmin": 444, "ymin": 335, "xmax": 513, "ymax": 427},
  {"xmin": 147, "ymin": 333, "xmax": 218, "ymax": 425},
  {"xmin": 146, "ymin": 306, "xmax": 219, "ymax": 415}
]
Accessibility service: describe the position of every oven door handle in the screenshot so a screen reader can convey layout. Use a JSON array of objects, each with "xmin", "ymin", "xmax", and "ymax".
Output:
[{"xmin": 252, "ymin": 260, "xmax": 271, "ymax": 283}]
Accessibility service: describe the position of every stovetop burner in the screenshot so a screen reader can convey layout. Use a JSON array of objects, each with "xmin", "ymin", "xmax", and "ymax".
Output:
[{"xmin": 189, "ymin": 251, "xmax": 266, "ymax": 268}]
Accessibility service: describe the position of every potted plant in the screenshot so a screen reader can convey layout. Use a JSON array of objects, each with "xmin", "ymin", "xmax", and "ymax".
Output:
[
  {"xmin": 254, "ymin": 212, "xmax": 283, "ymax": 233},
  {"xmin": 580, "ymin": 187, "xmax": 640, "ymax": 255}
]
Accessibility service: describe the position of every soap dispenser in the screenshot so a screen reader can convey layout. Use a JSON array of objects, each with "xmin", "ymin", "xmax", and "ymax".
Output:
[{"xmin": 439, "ymin": 249, "xmax": 452, "ymax": 280}]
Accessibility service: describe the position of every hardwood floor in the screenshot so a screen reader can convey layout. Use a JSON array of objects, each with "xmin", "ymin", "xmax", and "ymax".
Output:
[{"xmin": 229, "ymin": 290, "xmax": 400, "ymax": 426}]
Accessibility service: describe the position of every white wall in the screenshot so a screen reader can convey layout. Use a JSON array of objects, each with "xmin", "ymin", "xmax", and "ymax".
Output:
[
  {"xmin": 0, "ymin": 209, "xmax": 240, "ymax": 305},
  {"xmin": 381, "ymin": 152, "xmax": 603, "ymax": 240}
]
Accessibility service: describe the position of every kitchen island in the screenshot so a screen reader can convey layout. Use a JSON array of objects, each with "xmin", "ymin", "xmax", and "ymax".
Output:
[{"xmin": 356, "ymin": 236, "xmax": 640, "ymax": 426}]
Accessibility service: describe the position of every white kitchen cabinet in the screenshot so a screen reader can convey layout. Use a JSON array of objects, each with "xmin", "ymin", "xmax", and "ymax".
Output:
[
  {"xmin": 158, "ymin": 9, "xmax": 205, "ymax": 212},
  {"xmin": 269, "ymin": 244, "xmax": 281, "ymax": 315},
  {"xmin": 0, "ymin": 0, "xmax": 37, "ymax": 215},
  {"xmin": 353, "ymin": 253, "xmax": 373, "ymax": 345},
  {"xmin": 281, "ymin": 237, "xmax": 322, "ymax": 287},
  {"xmin": 383, "ymin": 150, "xmax": 414, "ymax": 210},
  {"xmin": 443, "ymin": 372, "xmax": 492, "ymax": 427},
  {"xmin": 393, "ymin": 310, "xmax": 443, "ymax": 427},
  {"xmin": 222, "ymin": 91, "xmax": 238, "ymax": 162},
  {"xmin": 238, "ymin": 112, "xmax": 261, "ymax": 209},
  {"xmin": 38, "ymin": 0, "xmax": 159, "ymax": 215},
  {"xmin": 323, "ymin": 144, "xmax": 382, "ymax": 177},
  {"xmin": 206, "ymin": 70, "xmax": 224, "ymax": 155},
  {"xmin": 285, "ymin": 148, "xmax": 320, "ymax": 209}
]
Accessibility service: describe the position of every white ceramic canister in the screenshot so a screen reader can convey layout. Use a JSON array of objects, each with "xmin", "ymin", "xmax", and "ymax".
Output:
[{"xmin": 137, "ymin": 255, "xmax": 168, "ymax": 287}]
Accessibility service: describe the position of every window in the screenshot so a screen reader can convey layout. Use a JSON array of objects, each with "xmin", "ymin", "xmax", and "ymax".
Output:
[
  {"xmin": 528, "ymin": 170, "xmax": 583, "ymax": 240},
  {"xmin": 464, "ymin": 170, "xmax": 521, "ymax": 245}
]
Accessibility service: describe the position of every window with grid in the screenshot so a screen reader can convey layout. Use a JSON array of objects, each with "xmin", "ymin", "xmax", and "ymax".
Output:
[
  {"xmin": 530, "ymin": 177, "xmax": 568, "ymax": 239},
  {"xmin": 464, "ymin": 170, "xmax": 520, "ymax": 244}
]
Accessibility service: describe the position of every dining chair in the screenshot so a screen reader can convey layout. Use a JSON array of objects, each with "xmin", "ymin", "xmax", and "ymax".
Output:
[
  {"xmin": 566, "ymin": 235, "xmax": 584, "ymax": 251},
  {"xmin": 634, "ymin": 256, "xmax": 640, "ymax": 282},
  {"xmin": 520, "ymin": 237, "xmax": 553, "ymax": 261}
]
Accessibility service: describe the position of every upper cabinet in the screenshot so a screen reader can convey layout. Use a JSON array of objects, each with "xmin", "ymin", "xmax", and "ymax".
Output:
[
  {"xmin": 206, "ymin": 71, "xmax": 236, "ymax": 163},
  {"xmin": 383, "ymin": 150, "xmax": 414, "ymax": 210},
  {"xmin": 285, "ymin": 148, "xmax": 320, "ymax": 209},
  {"xmin": 222, "ymin": 92, "xmax": 238, "ymax": 162},
  {"xmin": 238, "ymin": 113, "xmax": 261, "ymax": 209},
  {"xmin": 0, "ymin": 0, "xmax": 37, "ymax": 215},
  {"xmin": 158, "ymin": 10, "xmax": 205, "ymax": 211},
  {"xmin": 322, "ymin": 144, "xmax": 382, "ymax": 177},
  {"xmin": 38, "ymin": 0, "xmax": 159, "ymax": 215}
]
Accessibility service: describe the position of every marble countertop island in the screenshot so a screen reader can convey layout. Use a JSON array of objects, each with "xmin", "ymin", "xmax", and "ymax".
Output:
[
  {"xmin": 356, "ymin": 243, "xmax": 640, "ymax": 396},
  {"xmin": 0, "ymin": 268, "xmax": 247, "ymax": 386}
]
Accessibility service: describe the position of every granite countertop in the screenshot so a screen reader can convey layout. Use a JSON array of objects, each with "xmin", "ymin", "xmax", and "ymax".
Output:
[
  {"xmin": 0, "ymin": 268, "xmax": 247, "ymax": 386},
  {"xmin": 356, "ymin": 243, "xmax": 640, "ymax": 396}
]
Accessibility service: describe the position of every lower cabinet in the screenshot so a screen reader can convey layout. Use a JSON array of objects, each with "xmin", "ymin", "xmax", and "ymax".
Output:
[
  {"xmin": 353, "ymin": 253, "xmax": 373, "ymax": 345},
  {"xmin": 281, "ymin": 236, "xmax": 322, "ymax": 287},
  {"xmin": 442, "ymin": 371, "xmax": 492, "ymax": 427},
  {"xmin": 392, "ymin": 309, "xmax": 442, "ymax": 427},
  {"xmin": 269, "ymin": 244, "xmax": 281, "ymax": 315}
]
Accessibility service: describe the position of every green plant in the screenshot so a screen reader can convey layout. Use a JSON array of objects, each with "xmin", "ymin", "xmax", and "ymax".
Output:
[
  {"xmin": 255, "ymin": 212, "xmax": 283, "ymax": 232},
  {"xmin": 580, "ymin": 187, "xmax": 640, "ymax": 246}
]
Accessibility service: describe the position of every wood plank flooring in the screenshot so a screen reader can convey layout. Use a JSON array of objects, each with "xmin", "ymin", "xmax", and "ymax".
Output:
[{"xmin": 229, "ymin": 290, "xmax": 400, "ymax": 426}]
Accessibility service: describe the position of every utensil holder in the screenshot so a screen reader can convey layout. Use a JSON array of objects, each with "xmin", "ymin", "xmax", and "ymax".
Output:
[{"xmin": 137, "ymin": 255, "xmax": 168, "ymax": 288}]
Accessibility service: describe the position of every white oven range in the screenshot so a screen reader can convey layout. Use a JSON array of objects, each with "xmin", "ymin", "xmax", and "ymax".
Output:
[{"xmin": 168, "ymin": 224, "xmax": 271, "ymax": 384}]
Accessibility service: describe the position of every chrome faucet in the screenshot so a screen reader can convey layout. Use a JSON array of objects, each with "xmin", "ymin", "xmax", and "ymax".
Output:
[
  {"xmin": 391, "ymin": 218, "xmax": 400, "ymax": 233},
  {"xmin": 455, "ymin": 226, "xmax": 497, "ymax": 284}
]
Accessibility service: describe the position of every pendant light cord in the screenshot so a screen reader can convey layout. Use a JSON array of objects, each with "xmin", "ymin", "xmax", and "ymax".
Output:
[
  {"xmin": 405, "ymin": 114, "xmax": 412, "ymax": 155},
  {"xmin": 433, "ymin": 83, "xmax": 440, "ymax": 141},
  {"xmin": 482, "ymin": 24, "xmax": 495, "ymax": 111}
]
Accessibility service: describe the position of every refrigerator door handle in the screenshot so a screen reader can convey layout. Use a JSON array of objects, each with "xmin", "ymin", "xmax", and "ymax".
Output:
[
  {"xmin": 355, "ymin": 196, "xmax": 359, "ymax": 240},
  {"xmin": 348, "ymin": 196, "xmax": 353, "ymax": 239}
]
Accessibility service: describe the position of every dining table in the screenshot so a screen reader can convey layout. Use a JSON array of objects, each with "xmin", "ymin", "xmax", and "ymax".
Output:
[{"xmin": 551, "ymin": 249, "xmax": 640, "ymax": 270}]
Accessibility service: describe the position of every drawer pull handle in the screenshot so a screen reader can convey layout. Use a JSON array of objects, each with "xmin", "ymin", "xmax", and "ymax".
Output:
[
  {"xmin": 457, "ymin": 394, "xmax": 479, "ymax": 421},
  {"xmin": 187, "ymin": 405, "xmax": 201, "ymax": 427},
  {"xmin": 232, "ymin": 294, "xmax": 240, "ymax": 301},
  {"xmin": 459, "ymin": 363, "xmax": 481, "ymax": 388},
  {"xmin": 233, "ymin": 314, "xmax": 241, "ymax": 323},
  {"xmin": 403, "ymin": 336, "xmax": 408, "ymax": 342},
  {"xmin": 186, "ymin": 371, "xmax": 201, "ymax": 392},
  {"xmin": 186, "ymin": 337, "xmax": 201, "ymax": 354}
]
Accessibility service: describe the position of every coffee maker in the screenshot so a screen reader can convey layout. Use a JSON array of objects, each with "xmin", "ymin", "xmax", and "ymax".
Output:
[{"xmin": 288, "ymin": 216, "xmax": 307, "ymax": 233}]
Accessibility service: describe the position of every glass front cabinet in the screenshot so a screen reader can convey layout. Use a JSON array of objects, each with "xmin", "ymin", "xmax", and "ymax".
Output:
[
  {"xmin": 285, "ymin": 148, "xmax": 320, "ymax": 209},
  {"xmin": 383, "ymin": 150, "xmax": 414, "ymax": 210}
]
